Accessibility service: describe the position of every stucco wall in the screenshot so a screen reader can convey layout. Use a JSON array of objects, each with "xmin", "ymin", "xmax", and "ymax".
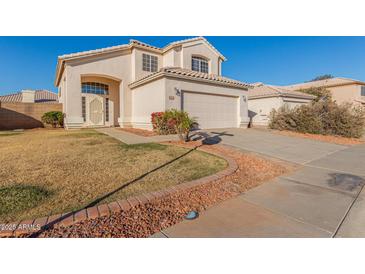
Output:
[
  {"xmin": 163, "ymin": 47, "xmax": 182, "ymax": 68},
  {"xmin": 131, "ymin": 78, "xmax": 166, "ymax": 129},
  {"xmin": 283, "ymin": 97, "xmax": 312, "ymax": 108},
  {"xmin": 248, "ymin": 97, "xmax": 283, "ymax": 127},
  {"xmin": 0, "ymin": 102, "xmax": 62, "ymax": 130},
  {"xmin": 62, "ymin": 52, "xmax": 130, "ymax": 128},
  {"xmin": 327, "ymin": 84, "xmax": 363, "ymax": 105},
  {"xmin": 248, "ymin": 96, "xmax": 312, "ymax": 127},
  {"xmin": 181, "ymin": 41, "xmax": 220, "ymax": 75}
]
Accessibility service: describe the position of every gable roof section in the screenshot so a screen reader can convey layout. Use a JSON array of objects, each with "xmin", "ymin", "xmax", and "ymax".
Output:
[
  {"xmin": 0, "ymin": 90, "xmax": 58, "ymax": 103},
  {"xmin": 248, "ymin": 83, "xmax": 315, "ymax": 100},
  {"xmin": 285, "ymin": 77, "xmax": 365, "ymax": 90},
  {"xmin": 163, "ymin": 37, "xmax": 226, "ymax": 61},
  {"xmin": 55, "ymin": 37, "xmax": 226, "ymax": 86},
  {"xmin": 129, "ymin": 67, "xmax": 251, "ymax": 90}
]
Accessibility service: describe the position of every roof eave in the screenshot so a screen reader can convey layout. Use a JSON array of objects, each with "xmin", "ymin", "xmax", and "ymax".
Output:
[
  {"xmin": 129, "ymin": 72, "xmax": 249, "ymax": 90},
  {"xmin": 249, "ymin": 93, "xmax": 314, "ymax": 100},
  {"xmin": 54, "ymin": 59, "xmax": 64, "ymax": 87},
  {"xmin": 290, "ymin": 80, "xmax": 365, "ymax": 91}
]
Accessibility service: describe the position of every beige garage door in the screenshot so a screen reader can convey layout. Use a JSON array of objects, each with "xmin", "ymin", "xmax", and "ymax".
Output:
[{"xmin": 183, "ymin": 91, "xmax": 239, "ymax": 129}]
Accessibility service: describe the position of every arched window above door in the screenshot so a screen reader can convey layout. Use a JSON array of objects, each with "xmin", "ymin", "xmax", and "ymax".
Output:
[{"xmin": 82, "ymin": 82, "xmax": 109, "ymax": 95}]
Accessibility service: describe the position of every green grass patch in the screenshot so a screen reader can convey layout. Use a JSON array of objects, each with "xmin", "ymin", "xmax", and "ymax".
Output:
[
  {"xmin": 0, "ymin": 132, "xmax": 22, "ymax": 137},
  {"xmin": 62, "ymin": 130, "xmax": 104, "ymax": 138},
  {"xmin": 120, "ymin": 143, "xmax": 168, "ymax": 151},
  {"xmin": 0, "ymin": 185, "xmax": 52, "ymax": 221}
]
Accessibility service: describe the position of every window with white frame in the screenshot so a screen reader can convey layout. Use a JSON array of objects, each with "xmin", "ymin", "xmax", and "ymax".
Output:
[
  {"xmin": 192, "ymin": 56, "xmax": 209, "ymax": 73},
  {"xmin": 142, "ymin": 53, "xmax": 158, "ymax": 72},
  {"xmin": 82, "ymin": 82, "xmax": 109, "ymax": 95},
  {"xmin": 361, "ymin": 86, "xmax": 365, "ymax": 97}
]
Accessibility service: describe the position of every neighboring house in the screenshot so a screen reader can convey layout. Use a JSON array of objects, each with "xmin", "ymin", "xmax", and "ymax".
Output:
[
  {"xmin": 0, "ymin": 90, "xmax": 61, "ymax": 130},
  {"xmin": 285, "ymin": 77, "xmax": 365, "ymax": 106},
  {"xmin": 248, "ymin": 83, "xmax": 314, "ymax": 127},
  {"xmin": 55, "ymin": 37, "xmax": 251, "ymax": 129},
  {"xmin": 0, "ymin": 90, "xmax": 58, "ymax": 104}
]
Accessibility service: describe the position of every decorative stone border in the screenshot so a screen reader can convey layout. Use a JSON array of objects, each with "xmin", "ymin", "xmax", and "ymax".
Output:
[{"xmin": 0, "ymin": 146, "xmax": 238, "ymax": 238}]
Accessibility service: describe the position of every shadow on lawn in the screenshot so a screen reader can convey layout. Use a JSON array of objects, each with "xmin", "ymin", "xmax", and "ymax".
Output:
[{"xmin": 29, "ymin": 131, "xmax": 234, "ymax": 238}]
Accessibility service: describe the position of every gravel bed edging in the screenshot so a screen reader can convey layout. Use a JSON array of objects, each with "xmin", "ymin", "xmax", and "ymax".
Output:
[{"xmin": 0, "ymin": 146, "xmax": 237, "ymax": 238}]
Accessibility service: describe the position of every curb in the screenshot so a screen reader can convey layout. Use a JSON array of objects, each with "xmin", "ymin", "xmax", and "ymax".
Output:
[{"xmin": 0, "ymin": 146, "xmax": 238, "ymax": 237}]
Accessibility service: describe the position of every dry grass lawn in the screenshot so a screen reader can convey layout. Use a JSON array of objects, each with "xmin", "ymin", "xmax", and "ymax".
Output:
[{"xmin": 0, "ymin": 129, "xmax": 227, "ymax": 223}]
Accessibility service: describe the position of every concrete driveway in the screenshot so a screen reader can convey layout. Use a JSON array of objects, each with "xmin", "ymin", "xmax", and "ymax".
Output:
[
  {"xmin": 192, "ymin": 128, "xmax": 348, "ymax": 164},
  {"xmin": 154, "ymin": 128, "xmax": 365, "ymax": 237}
]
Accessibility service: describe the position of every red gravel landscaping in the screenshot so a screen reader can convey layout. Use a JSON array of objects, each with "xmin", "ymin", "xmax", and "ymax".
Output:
[{"xmin": 20, "ymin": 143, "xmax": 295, "ymax": 238}]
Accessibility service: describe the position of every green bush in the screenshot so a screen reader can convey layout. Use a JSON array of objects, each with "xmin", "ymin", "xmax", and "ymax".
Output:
[
  {"xmin": 151, "ymin": 109, "xmax": 197, "ymax": 141},
  {"xmin": 269, "ymin": 100, "xmax": 365, "ymax": 138},
  {"xmin": 41, "ymin": 111, "xmax": 64, "ymax": 128}
]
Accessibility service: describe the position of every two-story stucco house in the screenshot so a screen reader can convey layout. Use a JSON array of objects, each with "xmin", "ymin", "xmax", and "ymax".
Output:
[{"xmin": 55, "ymin": 37, "xmax": 251, "ymax": 130}]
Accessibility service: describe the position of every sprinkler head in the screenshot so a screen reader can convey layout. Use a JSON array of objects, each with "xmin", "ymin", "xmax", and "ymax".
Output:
[{"xmin": 184, "ymin": 211, "xmax": 199, "ymax": 220}]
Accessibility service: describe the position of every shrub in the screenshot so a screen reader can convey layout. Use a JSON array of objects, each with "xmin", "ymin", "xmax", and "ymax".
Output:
[
  {"xmin": 269, "ymin": 100, "xmax": 365, "ymax": 138},
  {"xmin": 299, "ymin": 87, "xmax": 332, "ymax": 102},
  {"xmin": 41, "ymin": 111, "xmax": 64, "ymax": 128},
  {"xmin": 151, "ymin": 109, "xmax": 197, "ymax": 141},
  {"xmin": 151, "ymin": 111, "xmax": 176, "ymax": 135}
]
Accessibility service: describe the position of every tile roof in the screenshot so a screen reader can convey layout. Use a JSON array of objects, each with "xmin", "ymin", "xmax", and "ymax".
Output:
[
  {"xmin": 248, "ymin": 83, "xmax": 315, "ymax": 99},
  {"xmin": 57, "ymin": 37, "xmax": 225, "ymax": 61},
  {"xmin": 285, "ymin": 77, "xmax": 365, "ymax": 90},
  {"xmin": 55, "ymin": 37, "xmax": 227, "ymax": 86},
  {"xmin": 129, "ymin": 67, "xmax": 251, "ymax": 89},
  {"xmin": 57, "ymin": 44, "xmax": 130, "ymax": 60},
  {"xmin": 0, "ymin": 90, "xmax": 58, "ymax": 103}
]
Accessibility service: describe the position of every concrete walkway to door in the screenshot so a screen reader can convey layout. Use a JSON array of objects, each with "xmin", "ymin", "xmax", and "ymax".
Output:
[
  {"xmin": 152, "ymin": 129, "xmax": 365, "ymax": 237},
  {"xmin": 95, "ymin": 127, "xmax": 179, "ymax": 144}
]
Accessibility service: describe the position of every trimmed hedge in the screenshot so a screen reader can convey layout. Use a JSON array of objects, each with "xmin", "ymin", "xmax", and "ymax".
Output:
[{"xmin": 269, "ymin": 100, "xmax": 365, "ymax": 138}]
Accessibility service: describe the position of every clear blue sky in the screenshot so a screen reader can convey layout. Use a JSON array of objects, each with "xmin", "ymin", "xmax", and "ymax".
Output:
[{"xmin": 0, "ymin": 36, "xmax": 364, "ymax": 95}]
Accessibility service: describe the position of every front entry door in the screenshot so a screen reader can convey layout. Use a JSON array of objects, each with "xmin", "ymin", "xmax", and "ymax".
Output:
[{"xmin": 88, "ymin": 95, "xmax": 104, "ymax": 126}]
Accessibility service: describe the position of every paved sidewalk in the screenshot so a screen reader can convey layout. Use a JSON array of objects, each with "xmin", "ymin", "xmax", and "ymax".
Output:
[
  {"xmin": 153, "ymin": 130, "xmax": 365, "ymax": 238},
  {"xmin": 95, "ymin": 127, "xmax": 179, "ymax": 144}
]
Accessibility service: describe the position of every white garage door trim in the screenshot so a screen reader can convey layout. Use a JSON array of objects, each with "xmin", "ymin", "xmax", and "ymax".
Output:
[{"xmin": 182, "ymin": 90, "xmax": 239, "ymax": 129}]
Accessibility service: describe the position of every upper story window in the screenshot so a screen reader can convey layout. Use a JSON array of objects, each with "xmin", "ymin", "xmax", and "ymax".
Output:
[
  {"xmin": 192, "ymin": 56, "xmax": 209, "ymax": 73},
  {"xmin": 142, "ymin": 53, "xmax": 158, "ymax": 72},
  {"xmin": 361, "ymin": 86, "xmax": 365, "ymax": 97},
  {"xmin": 82, "ymin": 82, "xmax": 109, "ymax": 95}
]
